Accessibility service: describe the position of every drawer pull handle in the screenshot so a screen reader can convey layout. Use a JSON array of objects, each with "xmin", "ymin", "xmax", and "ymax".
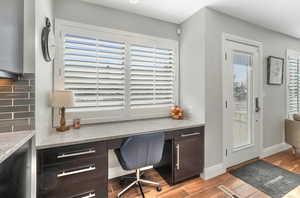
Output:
[
  {"xmin": 57, "ymin": 166, "xmax": 96, "ymax": 178},
  {"xmin": 176, "ymin": 144, "xmax": 180, "ymax": 170},
  {"xmin": 81, "ymin": 192, "xmax": 96, "ymax": 198},
  {"xmin": 72, "ymin": 192, "xmax": 96, "ymax": 198},
  {"xmin": 57, "ymin": 149, "xmax": 96, "ymax": 159},
  {"xmin": 181, "ymin": 132, "xmax": 201, "ymax": 137}
]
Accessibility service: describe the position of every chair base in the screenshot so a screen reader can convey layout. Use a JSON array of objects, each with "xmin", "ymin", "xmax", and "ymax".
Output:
[{"xmin": 117, "ymin": 169, "xmax": 161, "ymax": 198}]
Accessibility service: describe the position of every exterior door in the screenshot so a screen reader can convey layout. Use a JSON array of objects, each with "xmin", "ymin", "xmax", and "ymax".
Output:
[{"xmin": 223, "ymin": 37, "xmax": 262, "ymax": 168}]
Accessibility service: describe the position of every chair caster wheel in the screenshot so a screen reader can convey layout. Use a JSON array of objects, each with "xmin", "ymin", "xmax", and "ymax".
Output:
[{"xmin": 156, "ymin": 185, "xmax": 162, "ymax": 192}]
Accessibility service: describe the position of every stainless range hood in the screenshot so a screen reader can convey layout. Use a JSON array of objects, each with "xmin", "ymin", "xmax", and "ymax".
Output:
[{"xmin": 0, "ymin": 0, "xmax": 24, "ymax": 79}]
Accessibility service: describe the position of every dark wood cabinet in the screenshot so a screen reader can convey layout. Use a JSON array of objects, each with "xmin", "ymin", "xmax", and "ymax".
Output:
[
  {"xmin": 37, "ymin": 142, "xmax": 108, "ymax": 198},
  {"xmin": 173, "ymin": 132, "xmax": 204, "ymax": 183},
  {"xmin": 155, "ymin": 126, "xmax": 204, "ymax": 185}
]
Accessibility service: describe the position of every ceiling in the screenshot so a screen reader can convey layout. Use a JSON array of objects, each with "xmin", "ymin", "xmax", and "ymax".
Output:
[
  {"xmin": 210, "ymin": 0, "xmax": 300, "ymax": 39},
  {"xmin": 82, "ymin": 0, "xmax": 300, "ymax": 39},
  {"xmin": 82, "ymin": 0, "xmax": 219, "ymax": 24}
]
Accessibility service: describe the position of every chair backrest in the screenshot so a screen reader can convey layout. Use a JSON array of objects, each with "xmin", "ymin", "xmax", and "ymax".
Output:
[{"xmin": 119, "ymin": 133, "xmax": 165, "ymax": 170}]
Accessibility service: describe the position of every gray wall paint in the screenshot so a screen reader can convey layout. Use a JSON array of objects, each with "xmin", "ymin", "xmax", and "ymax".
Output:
[
  {"xmin": 203, "ymin": 8, "xmax": 300, "ymax": 167},
  {"xmin": 23, "ymin": 0, "xmax": 35, "ymax": 73},
  {"xmin": 53, "ymin": 0, "xmax": 179, "ymax": 40},
  {"xmin": 180, "ymin": 9, "xmax": 205, "ymax": 123}
]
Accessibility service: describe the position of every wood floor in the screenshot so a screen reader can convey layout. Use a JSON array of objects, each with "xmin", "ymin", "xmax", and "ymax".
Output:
[{"xmin": 108, "ymin": 150, "xmax": 300, "ymax": 198}]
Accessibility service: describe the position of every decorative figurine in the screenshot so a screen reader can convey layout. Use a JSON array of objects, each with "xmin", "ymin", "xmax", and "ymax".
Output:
[{"xmin": 170, "ymin": 106, "xmax": 184, "ymax": 120}]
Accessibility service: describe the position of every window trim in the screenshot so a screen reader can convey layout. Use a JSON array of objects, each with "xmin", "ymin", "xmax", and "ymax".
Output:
[{"xmin": 53, "ymin": 19, "xmax": 179, "ymax": 126}]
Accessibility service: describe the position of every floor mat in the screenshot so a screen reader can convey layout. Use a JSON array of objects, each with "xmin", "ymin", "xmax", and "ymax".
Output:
[{"xmin": 230, "ymin": 160, "xmax": 300, "ymax": 198}]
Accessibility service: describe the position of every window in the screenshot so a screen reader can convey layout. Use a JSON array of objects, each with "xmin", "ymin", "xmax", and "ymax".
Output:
[
  {"xmin": 54, "ymin": 20, "xmax": 178, "ymax": 125},
  {"xmin": 287, "ymin": 50, "xmax": 300, "ymax": 118}
]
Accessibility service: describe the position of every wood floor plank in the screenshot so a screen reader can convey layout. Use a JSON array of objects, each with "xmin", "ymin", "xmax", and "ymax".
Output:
[
  {"xmin": 283, "ymin": 185, "xmax": 300, "ymax": 198},
  {"xmin": 248, "ymin": 191, "xmax": 271, "ymax": 198},
  {"xmin": 220, "ymin": 175, "xmax": 246, "ymax": 190},
  {"xmin": 156, "ymin": 188, "xmax": 189, "ymax": 198},
  {"xmin": 231, "ymin": 182, "xmax": 258, "ymax": 198},
  {"xmin": 186, "ymin": 186, "xmax": 229, "ymax": 198},
  {"xmin": 183, "ymin": 174, "xmax": 232, "ymax": 194}
]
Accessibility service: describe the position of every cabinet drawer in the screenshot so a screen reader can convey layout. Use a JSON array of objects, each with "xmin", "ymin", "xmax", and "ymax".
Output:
[
  {"xmin": 170, "ymin": 126, "xmax": 204, "ymax": 139},
  {"xmin": 40, "ymin": 156, "xmax": 107, "ymax": 194},
  {"xmin": 41, "ymin": 142, "xmax": 106, "ymax": 165},
  {"xmin": 40, "ymin": 178, "xmax": 106, "ymax": 198}
]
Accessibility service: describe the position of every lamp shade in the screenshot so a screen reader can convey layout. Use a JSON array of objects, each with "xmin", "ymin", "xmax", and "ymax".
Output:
[{"xmin": 50, "ymin": 90, "xmax": 74, "ymax": 108}]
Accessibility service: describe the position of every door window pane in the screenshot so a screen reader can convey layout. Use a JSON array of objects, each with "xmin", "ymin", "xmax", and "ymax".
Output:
[{"xmin": 232, "ymin": 53, "xmax": 252, "ymax": 149}]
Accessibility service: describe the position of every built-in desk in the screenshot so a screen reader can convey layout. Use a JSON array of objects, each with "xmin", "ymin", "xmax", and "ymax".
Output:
[{"xmin": 36, "ymin": 118, "xmax": 205, "ymax": 198}]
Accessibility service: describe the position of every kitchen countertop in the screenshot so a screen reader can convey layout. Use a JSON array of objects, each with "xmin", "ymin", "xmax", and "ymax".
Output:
[
  {"xmin": 0, "ymin": 131, "xmax": 35, "ymax": 164},
  {"xmin": 37, "ymin": 118, "xmax": 205, "ymax": 150}
]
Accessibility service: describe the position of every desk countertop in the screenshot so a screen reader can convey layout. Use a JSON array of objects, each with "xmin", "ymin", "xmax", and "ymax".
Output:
[
  {"xmin": 0, "ymin": 131, "xmax": 35, "ymax": 164},
  {"xmin": 37, "ymin": 118, "xmax": 204, "ymax": 150}
]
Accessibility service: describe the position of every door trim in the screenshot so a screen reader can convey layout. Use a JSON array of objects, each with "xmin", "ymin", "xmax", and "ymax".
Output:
[{"xmin": 222, "ymin": 33, "xmax": 264, "ymax": 169}]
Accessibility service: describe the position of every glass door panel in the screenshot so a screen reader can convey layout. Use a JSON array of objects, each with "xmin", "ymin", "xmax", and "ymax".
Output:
[{"xmin": 232, "ymin": 53, "xmax": 253, "ymax": 150}]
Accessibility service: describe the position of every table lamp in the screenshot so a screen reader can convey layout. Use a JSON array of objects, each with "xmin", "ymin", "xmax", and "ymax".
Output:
[{"xmin": 50, "ymin": 90, "xmax": 74, "ymax": 132}]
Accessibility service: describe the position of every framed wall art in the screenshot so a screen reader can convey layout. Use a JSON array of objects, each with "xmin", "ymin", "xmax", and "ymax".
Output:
[{"xmin": 267, "ymin": 56, "xmax": 284, "ymax": 85}]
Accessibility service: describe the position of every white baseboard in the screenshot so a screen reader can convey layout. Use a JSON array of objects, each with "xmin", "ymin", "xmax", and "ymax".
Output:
[
  {"xmin": 108, "ymin": 166, "xmax": 153, "ymax": 179},
  {"xmin": 200, "ymin": 163, "xmax": 226, "ymax": 180},
  {"xmin": 260, "ymin": 142, "xmax": 291, "ymax": 159}
]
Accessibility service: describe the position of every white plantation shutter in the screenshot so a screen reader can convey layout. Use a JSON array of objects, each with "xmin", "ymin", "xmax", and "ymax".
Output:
[
  {"xmin": 55, "ymin": 20, "xmax": 178, "ymax": 124},
  {"xmin": 287, "ymin": 54, "xmax": 300, "ymax": 118},
  {"xmin": 129, "ymin": 44, "xmax": 175, "ymax": 108},
  {"xmin": 63, "ymin": 34, "xmax": 126, "ymax": 110}
]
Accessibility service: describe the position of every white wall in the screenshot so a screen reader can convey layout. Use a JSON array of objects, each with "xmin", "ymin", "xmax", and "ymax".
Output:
[
  {"xmin": 35, "ymin": 0, "xmax": 54, "ymax": 144},
  {"xmin": 180, "ymin": 9, "xmax": 205, "ymax": 123},
  {"xmin": 53, "ymin": 0, "xmax": 179, "ymax": 41},
  {"xmin": 181, "ymin": 8, "xmax": 300, "ymax": 168}
]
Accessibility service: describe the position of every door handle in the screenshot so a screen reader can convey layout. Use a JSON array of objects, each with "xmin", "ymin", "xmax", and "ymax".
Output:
[
  {"xmin": 82, "ymin": 192, "xmax": 96, "ymax": 198},
  {"xmin": 176, "ymin": 144, "xmax": 180, "ymax": 170},
  {"xmin": 255, "ymin": 97, "xmax": 260, "ymax": 113},
  {"xmin": 72, "ymin": 192, "xmax": 96, "ymax": 198},
  {"xmin": 83, "ymin": 192, "xmax": 96, "ymax": 198},
  {"xmin": 71, "ymin": 191, "xmax": 96, "ymax": 198}
]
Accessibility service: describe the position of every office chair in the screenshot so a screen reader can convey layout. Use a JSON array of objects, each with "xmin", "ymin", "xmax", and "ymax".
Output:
[{"xmin": 114, "ymin": 133, "xmax": 165, "ymax": 198}]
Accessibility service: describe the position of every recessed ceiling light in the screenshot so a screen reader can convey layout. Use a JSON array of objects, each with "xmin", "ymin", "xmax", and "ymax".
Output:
[{"xmin": 129, "ymin": 0, "xmax": 139, "ymax": 4}]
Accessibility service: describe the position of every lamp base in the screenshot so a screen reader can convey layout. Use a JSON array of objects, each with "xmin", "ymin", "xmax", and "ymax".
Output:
[{"xmin": 56, "ymin": 125, "xmax": 70, "ymax": 132}]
